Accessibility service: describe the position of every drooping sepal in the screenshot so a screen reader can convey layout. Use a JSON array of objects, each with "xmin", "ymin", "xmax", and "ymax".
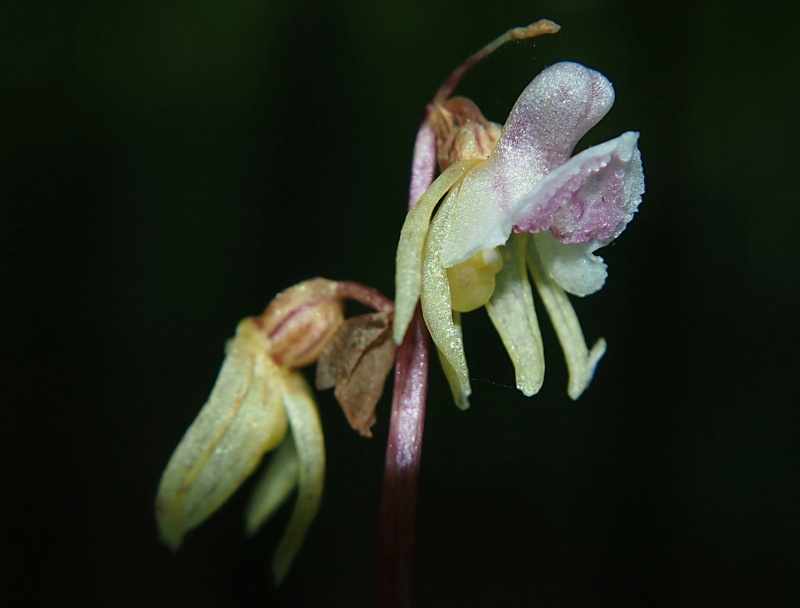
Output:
[
  {"xmin": 526, "ymin": 237, "xmax": 606, "ymax": 399},
  {"xmin": 394, "ymin": 160, "xmax": 479, "ymax": 344},
  {"xmin": 485, "ymin": 233, "xmax": 545, "ymax": 396},
  {"xmin": 434, "ymin": 312, "xmax": 471, "ymax": 410},
  {"xmin": 271, "ymin": 373, "xmax": 325, "ymax": 584},
  {"xmin": 155, "ymin": 319, "xmax": 289, "ymax": 550},
  {"xmin": 420, "ymin": 183, "xmax": 471, "ymax": 389},
  {"xmin": 245, "ymin": 435, "xmax": 299, "ymax": 536}
]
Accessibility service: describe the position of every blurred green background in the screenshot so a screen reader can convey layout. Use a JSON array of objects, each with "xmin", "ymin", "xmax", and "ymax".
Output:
[{"xmin": 3, "ymin": 1, "xmax": 799, "ymax": 606}]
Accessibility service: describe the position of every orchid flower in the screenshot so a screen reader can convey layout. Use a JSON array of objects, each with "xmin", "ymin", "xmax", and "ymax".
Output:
[
  {"xmin": 154, "ymin": 19, "xmax": 646, "ymax": 603},
  {"xmin": 155, "ymin": 278, "xmax": 393, "ymax": 583},
  {"xmin": 394, "ymin": 61, "xmax": 645, "ymax": 408}
]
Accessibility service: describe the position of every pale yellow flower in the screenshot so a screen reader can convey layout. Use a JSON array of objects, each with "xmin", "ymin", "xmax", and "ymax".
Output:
[{"xmin": 156, "ymin": 278, "xmax": 393, "ymax": 582}]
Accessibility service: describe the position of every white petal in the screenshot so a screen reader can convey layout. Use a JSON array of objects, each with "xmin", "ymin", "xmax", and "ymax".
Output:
[
  {"xmin": 493, "ymin": 62, "xmax": 616, "ymax": 185},
  {"xmin": 440, "ymin": 62, "xmax": 616, "ymax": 269},
  {"xmin": 513, "ymin": 132, "xmax": 644, "ymax": 245},
  {"xmin": 516, "ymin": 132, "xmax": 644, "ymax": 296},
  {"xmin": 534, "ymin": 231, "xmax": 608, "ymax": 297}
]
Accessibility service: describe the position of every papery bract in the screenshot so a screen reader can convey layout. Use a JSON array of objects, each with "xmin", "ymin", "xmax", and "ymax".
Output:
[{"xmin": 316, "ymin": 311, "xmax": 396, "ymax": 437}]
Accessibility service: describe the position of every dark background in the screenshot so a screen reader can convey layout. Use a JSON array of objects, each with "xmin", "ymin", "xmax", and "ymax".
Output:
[{"xmin": 4, "ymin": 1, "xmax": 799, "ymax": 606}]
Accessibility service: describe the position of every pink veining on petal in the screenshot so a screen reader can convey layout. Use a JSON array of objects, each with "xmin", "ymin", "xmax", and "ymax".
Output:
[{"xmin": 512, "ymin": 132, "xmax": 643, "ymax": 246}]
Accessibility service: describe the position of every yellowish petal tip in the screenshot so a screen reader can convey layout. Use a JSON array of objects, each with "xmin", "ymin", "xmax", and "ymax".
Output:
[
  {"xmin": 156, "ymin": 515, "xmax": 184, "ymax": 552},
  {"xmin": 567, "ymin": 338, "xmax": 607, "ymax": 400}
]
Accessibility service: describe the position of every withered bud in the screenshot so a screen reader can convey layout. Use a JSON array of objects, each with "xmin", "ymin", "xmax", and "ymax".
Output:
[
  {"xmin": 258, "ymin": 278, "xmax": 344, "ymax": 369},
  {"xmin": 434, "ymin": 97, "xmax": 502, "ymax": 170},
  {"xmin": 316, "ymin": 312, "xmax": 396, "ymax": 437}
]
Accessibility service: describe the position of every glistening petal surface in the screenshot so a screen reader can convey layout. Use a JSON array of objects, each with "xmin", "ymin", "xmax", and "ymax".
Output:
[
  {"xmin": 513, "ymin": 132, "xmax": 643, "ymax": 244},
  {"xmin": 514, "ymin": 132, "xmax": 644, "ymax": 295},
  {"xmin": 440, "ymin": 62, "xmax": 616, "ymax": 268},
  {"xmin": 420, "ymin": 184, "xmax": 471, "ymax": 388}
]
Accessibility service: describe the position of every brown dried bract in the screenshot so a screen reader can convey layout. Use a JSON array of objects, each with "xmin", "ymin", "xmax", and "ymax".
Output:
[{"xmin": 316, "ymin": 312, "xmax": 396, "ymax": 437}]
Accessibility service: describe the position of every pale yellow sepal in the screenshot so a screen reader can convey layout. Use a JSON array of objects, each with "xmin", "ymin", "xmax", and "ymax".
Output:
[
  {"xmin": 155, "ymin": 319, "xmax": 289, "ymax": 550},
  {"xmin": 244, "ymin": 435, "xmax": 299, "ymax": 537},
  {"xmin": 527, "ymin": 235, "xmax": 606, "ymax": 399},
  {"xmin": 271, "ymin": 373, "xmax": 325, "ymax": 585},
  {"xmin": 394, "ymin": 159, "xmax": 480, "ymax": 344},
  {"xmin": 435, "ymin": 312, "xmax": 471, "ymax": 409},
  {"xmin": 420, "ymin": 183, "xmax": 471, "ymax": 388},
  {"xmin": 485, "ymin": 233, "xmax": 545, "ymax": 396}
]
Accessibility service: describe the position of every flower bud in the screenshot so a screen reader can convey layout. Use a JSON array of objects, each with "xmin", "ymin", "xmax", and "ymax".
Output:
[
  {"xmin": 258, "ymin": 278, "xmax": 344, "ymax": 369},
  {"xmin": 435, "ymin": 97, "xmax": 502, "ymax": 170}
]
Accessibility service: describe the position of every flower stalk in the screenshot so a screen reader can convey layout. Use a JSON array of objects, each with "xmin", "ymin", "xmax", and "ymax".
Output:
[{"xmin": 374, "ymin": 309, "xmax": 430, "ymax": 608}]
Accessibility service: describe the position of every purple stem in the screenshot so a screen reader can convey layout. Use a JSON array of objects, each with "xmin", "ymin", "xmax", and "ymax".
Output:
[
  {"xmin": 374, "ymin": 116, "xmax": 437, "ymax": 607},
  {"xmin": 373, "ymin": 23, "xmax": 560, "ymax": 603},
  {"xmin": 374, "ymin": 309, "xmax": 430, "ymax": 608}
]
